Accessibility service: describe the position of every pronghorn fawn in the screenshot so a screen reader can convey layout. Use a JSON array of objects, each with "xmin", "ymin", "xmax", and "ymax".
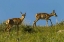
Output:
[
  {"xmin": 5, "ymin": 12, "xmax": 26, "ymax": 35},
  {"xmin": 33, "ymin": 10, "xmax": 57, "ymax": 27}
]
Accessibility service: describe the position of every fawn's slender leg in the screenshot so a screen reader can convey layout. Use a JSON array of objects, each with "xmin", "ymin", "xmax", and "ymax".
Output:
[
  {"xmin": 16, "ymin": 25, "xmax": 19, "ymax": 36},
  {"xmin": 46, "ymin": 20, "xmax": 48, "ymax": 27},
  {"xmin": 5, "ymin": 25, "xmax": 8, "ymax": 31},
  {"xmin": 33, "ymin": 18, "xmax": 39, "ymax": 27},
  {"xmin": 5, "ymin": 24, "xmax": 12, "ymax": 35},
  {"xmin": 16, "ymin": 25, "xmax": 19, "ymax": 42},
  {"xmin": 49, "ymin": 19, "xmax": 53, "ymax": 26},
  {"xmin": 5, "ymin": 24, "xmax": 12, "ymax": 32}
]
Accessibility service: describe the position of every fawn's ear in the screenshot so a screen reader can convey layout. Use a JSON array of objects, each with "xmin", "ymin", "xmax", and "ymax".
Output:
[
  {"xmin": 25, "ymin": 12, "xmax": 26, "ymax": 14},
  {"xmin": 20, "ymin": 12, "xmax": 22, "ymax": 14},
  {"xmin": 24, "ymin": 12, "xmax": 26, "ymax": 16},
  {"xmin": 53, "ymin": 10, "xmax": 55, "ymax": 13}
]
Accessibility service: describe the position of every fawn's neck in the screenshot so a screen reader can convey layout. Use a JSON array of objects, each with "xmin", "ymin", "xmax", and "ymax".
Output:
[
  {"xmin": 49, "ymin": 14, "xmax": 54, "ymax": 17},
  {"xmin": 20, "ymin": 16, "xmax": 25, "ymax": 21}
]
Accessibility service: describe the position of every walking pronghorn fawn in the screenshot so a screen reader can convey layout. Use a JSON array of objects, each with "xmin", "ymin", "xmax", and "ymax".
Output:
[
  {"xmin": 5, "ymin": 12, "xmax": 26, "ymax": 35},
  {"xmin": 33, "ymin": 10, "xmax": 57, "ymax": 27}
]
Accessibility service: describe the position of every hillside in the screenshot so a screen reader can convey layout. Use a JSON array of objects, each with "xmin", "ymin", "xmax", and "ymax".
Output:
[{"xmin": 0, "ymin": 21, "xmax": 64, "ymax": 42}]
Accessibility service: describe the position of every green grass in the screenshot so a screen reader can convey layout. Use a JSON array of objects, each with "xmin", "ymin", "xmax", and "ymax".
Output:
[{"xmin": 0, "ymin": 22, "xmax": 64, "ymax": 42}]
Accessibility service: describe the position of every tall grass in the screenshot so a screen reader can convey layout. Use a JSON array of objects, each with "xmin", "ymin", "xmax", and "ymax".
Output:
[{"xmin": 0, "ymin": 21, "xmax": 64, "ymax": 42}]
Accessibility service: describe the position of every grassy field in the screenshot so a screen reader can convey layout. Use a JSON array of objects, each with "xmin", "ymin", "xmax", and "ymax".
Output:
[{"xmin": 0, "ymin": 21, "xmax": 64, "ymax": 42}]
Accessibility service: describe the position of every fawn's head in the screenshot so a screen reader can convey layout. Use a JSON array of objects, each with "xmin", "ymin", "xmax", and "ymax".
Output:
[
  {"xmin": 51, "ymin": 10, "xmax": 57, "ymax": 17},
  {"xmin": 20, "ymin": 12, "xmax": 26, "ymax": 18}
]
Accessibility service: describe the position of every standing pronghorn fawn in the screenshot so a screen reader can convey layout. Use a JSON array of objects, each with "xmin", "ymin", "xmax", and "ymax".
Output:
[
  {"xmin": 5, "ymin": 12, "xmax": 26, "ymax": 35},
  {"xmin": 33, "ymin": 10, "xmax": 57, "ymax": 27}
]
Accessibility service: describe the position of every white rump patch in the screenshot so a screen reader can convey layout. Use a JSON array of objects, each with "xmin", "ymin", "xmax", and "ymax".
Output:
[
  {"xmin": 6, "ymin": 19, "xmax": 10, "ymax": 24},
  {"xmin": 35, "ymin": 14, "xmax": 37, "ymax": 17}
]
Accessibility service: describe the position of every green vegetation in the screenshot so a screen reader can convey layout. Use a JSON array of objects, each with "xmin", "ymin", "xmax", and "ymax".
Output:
[{"xmin": 0, "ymin": 21, "xmax": 64, "ymax": 42}]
